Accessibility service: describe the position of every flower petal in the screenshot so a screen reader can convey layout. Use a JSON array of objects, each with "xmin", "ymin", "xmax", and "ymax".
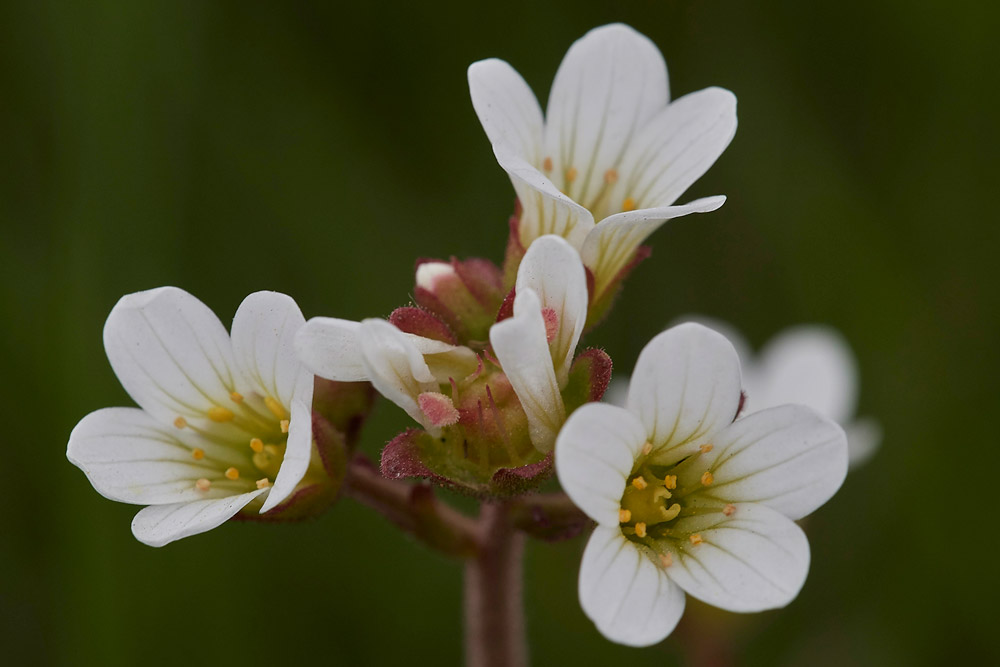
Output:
[
  {"xmin": 260, "ymin": 398, "xmax": 313, "ymax": 513},
  {"xmin": 103, "ymin": 286, "xmax": 242, "ymax": 427},
  {"xmin": 607, "ymin": 87, "xmax": 737, "ymax": 217},
  {"xmin": 582, "ymin": 196, "xmax": 726, "ymax": 300},
  {"xmin": 579, "ymin": 525, "xmax": 686, "ymax": 647},
  {"xmin": 515, "ymin": 235, "xmax": 588, "ymax": 384},
  {"xmin": 494, "ymin": 144, "xmax": 594, "ymax": 250},
  {"xmin": 67, "ymin": 407, "xmax": 249, "ymax": 505},
  {"xmin": 131, "ymin": 489, "xmax": 267, "ymax": 547},
  {"xmin": 406, "ymin": 334, "xmax": 479, "ymax": 384},
  {"xmin": 750, "ymin": 326, "xmax": 859, "ymax": 422},
  {"xmin": 687, "ymin": 405, "xmax": 848, "ymax": 520},
  {"xmin": 468, "ymin": 58, "xmax": 544, "ymax": 165},
  {"xmin": 626, "ymin": 323, "xmax": 742, "ymax": 463},
  {"xmin": 845, "ymin": 417, "xmax": 881, "ymax": 467},
  {"xmin": 294, "ymin": 317, "xmax": 367, "ymax": 382},
  {"xmin": 358, "ymin": 318, "xmax": 437, "ymax": 429},
  {"xmin": 544, "ymin": 24, "xmax": 669, "ymax": 210},
  {"xmin": 489, "ymin": 288, "xmax": 564, "ymax": 452},
  {"xmin": 555, "ymin": 403, "xmax": 647, "ymax": 525},
  {"xmin": 231, "ymin": 291, "xmax": 310, "ymax": 410},
  {"xmin": 665, "ymin": 503, "xmax": 810, "ymax": 612}
]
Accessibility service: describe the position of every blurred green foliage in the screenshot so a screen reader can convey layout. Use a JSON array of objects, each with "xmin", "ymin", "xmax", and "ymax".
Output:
[{"xmin": 1, "ymin": 1, "xmax": 997, "ymax": 664}]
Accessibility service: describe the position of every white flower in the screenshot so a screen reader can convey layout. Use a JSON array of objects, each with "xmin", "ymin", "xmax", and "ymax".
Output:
[
  {"xmin": 556, "ymin": 323, "xmax": 848, "ymax": 646},
  {"xmin": 68, "ymin": 288, "xmax": 315, "ymax": 547},
  {"xmin": 295, "ymin": 315, "xmax": 477, "ymax": 434},
  {"xmin": 469, "ymin": 23, "xmax": 737, "ymax": 302},
  {"xmin": 490, "ymin": 235, "xmax": 588, "ymax": 452}
]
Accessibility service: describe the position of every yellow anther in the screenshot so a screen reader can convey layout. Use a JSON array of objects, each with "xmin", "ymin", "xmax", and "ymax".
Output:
[
  {"xmin": 723, "ymin": 504, "xmax": 736, "ymax": 516},
  {"xmin": 256, "ymin": 478, "xmax": 271, "ymax": 489},
  {"xmin": 631, "ymin": 476, "xmax": 648, "ymax": 490},
  {"xmin": 250, "ymin": 438, "xmax": 264, "ymax": 453},
  {"xmin": 699, "ymin": 443, "xmax": 714, "ymax": 454},
  {"xmin": 265, "ymin": 396, "xmax": 287, "ymax": 420},
  {"xmin": 641, "ymin": 441, "xmax": 652, "ymax": 455},
  {"xmin": 622, "ymin": 197, "xmax": 637, "ymax": 211},
  {"xmin": 224, "ymin": 467, "xmax": 240, "ymax": 481},
  {"xmin": 195, "ymin": 478, "xmax": 211, "ymax": 492},
  {"xmin": 604, "ymin": 168, "xmax": 618, "ymax": 184},
  {"xmin": 689, "ymin": 533, "xmax": 703, "ymax": 546},
  {"xmin": 191, "ymin": 448, "xmax": 205, "ymax": 461},
  {"xmin": 634, "ymin": 522, "xmax": 647, "ymax": 538},
  {"xmin": 542, "ymin": 156, "xmax": 553, "ymax": 171},
  {"xmin": 207, "ymin": 406, "xmax": 235, "ymax": 422},
  {"xmin": 280, "ymin": 419, "xmax": 290, "ymax": 434},
  {"xmin": 619, "ymin": 509, "xmax": 632, "ymax": 523},
  {"xmin": 701, "ymin": 470, "xmax": 715, "ymax": 486},
  {"xmin": 663, "ymin": 475, "xmax": 677, "ymax": 490},
  {"xmin": 565, "ymin": 166, "xmax": 578, "ymax": 182},
  {"xmin": 229, "ymin": 392, "xmax": 244, "ymax": 403},
  {"xmin": 659, "ymin": 553, "xmax": 673, "ymax": 568},
  {"xmin": 173, "ymin": 416, "xmax": 187, "ymax": 429}
]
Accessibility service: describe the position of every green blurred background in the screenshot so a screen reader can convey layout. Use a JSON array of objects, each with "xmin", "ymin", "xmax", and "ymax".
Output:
[{"xmin": 2, "ymin": 1, "xmax": 997, "ymax": 664}]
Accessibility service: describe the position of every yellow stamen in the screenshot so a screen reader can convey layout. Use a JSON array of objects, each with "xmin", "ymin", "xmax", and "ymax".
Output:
[
  {"xmin": 663, "ymin": 475, "xmax": 677, "ymax": 490},
  {"xmin": 224, "ymin": 467, "xmax": 240, "ymax": 481},
  {"xmin": 604, "ymin": 168, "xmax": 618, "ymax": 184},
  {"xmin": 250, "ymin": 438, "xmax": 264, "ymax": 453},
  {"xmin": 689, "ymin": 533, "xmax": 703, "ymax": 546},
  {"xmin": 264, "ymin": 396, "xmax": 287, "ymax": 420},
  {"xmin": 634, "ymin": 522, "xmax": 647, "ymax": 538},
  {"xmin": 542, "ymin": 156, "xmax": 553, "ymax": 171},
  {"xmin": 619, "ymin": 509, "xmax": 632, "ymax": 523},
  {"xmin": 659, "ymin": 553, "xmax": 673, "ymax": 568},
  {"xmin": 723, "ymin": 504, "xmax": 736, "ymax": 516},
  {"xmin": 173, "ymin": 416, "xmax": 187, "ymax": 429},
  {"xmin": 256, "ymin": 478, "xmax": 271, "ymax": 489},
  {"xmin": 622, "ymin": 197, "xmax": 637, "ymax": 211},
  {"xmin": 191, "ymin": 448, "xmax": 205, "ymax": 461},
  {"xmin": 631, "ymin": 476, "xmax": 648, "ymax": 490},
  {"xmin": 280, "ymin": 419, "xmax": 290, "ymax": 434},
  {"xmin": 565, "ymin": 166, "xmax": 578, "ymax": 182},
  {"xmin": 195, "ymin": 478, "xmax": 211, "ymax": 492},
  {"xmin": 207, "ymin": 406, "xmax": 235, "ymax": 422},
  {"xmin": 641, "ymin": 441, "xmax": 652, "ymax": 455},
  {"xmin": 701, "ymin": 470, "xmax": 715, "ymax": 486},
  {"xmin": 699, "ymin": 443, "xmax": 714, "ymax": 454},
  {"xmin": 230, "ymin": 392, "xmax": 243, "ymax": 403}
]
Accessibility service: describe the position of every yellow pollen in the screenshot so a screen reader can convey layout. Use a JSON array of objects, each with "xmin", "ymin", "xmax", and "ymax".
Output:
[
  {"xmin": 565, "ymin": 166, "xmax": 578, "ymax": 182},
  {"xmin": 195, "ymin": 478, "xmax": 211, "ymax": 492},
  {"xmin": 663, "ymin": 475, "xmax": 677, "ymax": 490},
  {"xmin": 659, "ymin": 553, "xmax": 673, "ymax": 568},
  {"xmin": 229, "ymin": 392, "xmax": 243, "ymax": 403},
  {"xmin": 250, "ymin": 438, "xmax": 264, "ymax": 453},
  {"xmin": 701, "ymin": 470, "xmax": 715, "ymax": 486},
  {"xmin": 622, "ymin": 197, "xmax": 637, "ymax": 211},
  {"xmin": 631, "ymin": 476, "xmax": 648, "ymax": 490},
  {"xmin": 619, "ymin": 509, "xmax": 632, "ymax": 523},
  {"xmin": 641, "ymin": 441, "xmax": 652, "ymax": 455},
  {"xmin": 224, "ymin": 467, "xmax": 240, "ymax": 481},
  {"xmin": 604, "ymin": 168, "xmax": 618, "ymax": 184},
  {"xmin": 265, "ymin": 396, "xmax": 287, "ymax": 420},
  {"xmin": 256, "ymin": 478, "xmax": 271, "ymax": 489},
  {"xmin": 207, "ymin": 406, "xmax": 235, "ymax": 422},
  {"xmin": 700, "ymin": 443, "xmax": 714, "ymax": 454},
  {"xmin": 542, "ymin": 156, "xmax": 553, "ymax": 171},
  {"xmin": 191, "ymin": 448, "xmax": 205, "ymax": 461},
  {"xmin": 280, "ymin": 419, "xmax": 290, "ymax": 434},
  {"xmin": 634, "ymin": 522, "xmax": 647, "ymax": 538},
  {"xmin": 689, "ymin": 533, "xmax": 703, "ymax": 546},
  {"xmin": 723, "ymin": 504, "xmax": 736, "ymax": 516},
  {"xmin": 173, "ymin": 416, "xmax": 187, "ymax": 429}
]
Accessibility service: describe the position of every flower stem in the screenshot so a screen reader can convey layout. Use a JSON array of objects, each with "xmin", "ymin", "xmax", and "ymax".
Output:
[{"xmin": 465, "ymin": 502, "xmax": 527, "ymax": 667}]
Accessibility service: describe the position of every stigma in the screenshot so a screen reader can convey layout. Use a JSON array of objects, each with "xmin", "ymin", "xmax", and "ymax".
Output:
[{"xmin": 207, "ymin": 406, "xmax": 235, "ymax": 423}]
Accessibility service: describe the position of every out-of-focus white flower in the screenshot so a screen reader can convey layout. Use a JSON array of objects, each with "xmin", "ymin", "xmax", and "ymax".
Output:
[
  {"xmin": 68, "ymin": 288, "xmax": 315, "ymax": 546},
  {"xmin": 557, "ymin": 323, "xmax": 848, "ymax": 646},
  {"xmin": 469, "ymin": 23, "xmax": 736, "ymax": 302}
]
